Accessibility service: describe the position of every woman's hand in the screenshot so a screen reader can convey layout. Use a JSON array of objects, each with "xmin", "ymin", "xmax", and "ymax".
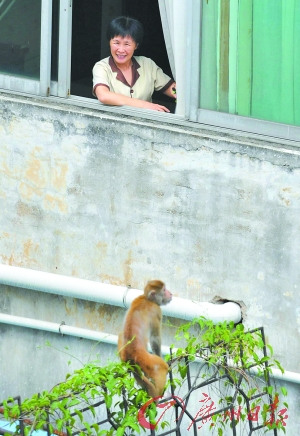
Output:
[
  {"xmin": 141, "ymin": 101, "xmax": 170, "ymax": 112},
  {"xmin": 163, "ymin": 82, "xmax": 176, "ymax": 99}
]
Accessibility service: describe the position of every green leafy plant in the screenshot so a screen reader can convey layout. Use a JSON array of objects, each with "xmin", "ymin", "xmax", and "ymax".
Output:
[
  {"xmin": 2, "ymin": 360, "xmax": 152, "ymax": 436},
  {"xmin": 166, "ymin": 317, "xmax": 289, "ymax": 434},
  {"xmin": 1, "ymin": 317, "xmax": 288, "ymax": 435}
]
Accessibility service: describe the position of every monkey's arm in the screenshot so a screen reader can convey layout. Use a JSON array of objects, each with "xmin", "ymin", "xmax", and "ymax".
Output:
[{"xmin": 149, "ymin": 322, "xmax": 162, "ymax": 356}]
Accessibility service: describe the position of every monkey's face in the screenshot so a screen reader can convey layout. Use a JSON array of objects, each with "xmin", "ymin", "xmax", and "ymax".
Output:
[
  {"xmin": 149, "ymin": 286, "xmax": 172, "ymax": 306},
  {"xmin": 161, "ymin": 287, "xmax": 172, "ymax": 305},
  {"xmin": 145, "ymin": 280, "xmax": 172, "ymax": 306}
]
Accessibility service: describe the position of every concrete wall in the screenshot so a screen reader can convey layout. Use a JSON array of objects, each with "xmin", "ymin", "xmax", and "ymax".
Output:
[{"xmin": 0, "ymin": 92, "xmax": 299, "ymax": 432}]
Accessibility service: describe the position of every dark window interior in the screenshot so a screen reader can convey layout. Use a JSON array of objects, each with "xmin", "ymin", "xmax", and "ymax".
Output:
[
  {"xmin": 51, "ymin": 0, "xmax": 59, "ymax": 82},
  {"xmin": 71, "ymin": 0, "xmax": 175, "ymax": 111}
]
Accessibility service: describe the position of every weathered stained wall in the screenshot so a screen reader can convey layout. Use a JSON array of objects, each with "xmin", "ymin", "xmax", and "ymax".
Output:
[{"xmin": 0, "ymin": 92, "xmax": 299, "ymax": 431}]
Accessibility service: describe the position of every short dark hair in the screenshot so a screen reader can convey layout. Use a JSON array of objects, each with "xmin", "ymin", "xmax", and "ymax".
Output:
[{"xmin": 106, "ymin": 16, "xmax": 144, "ymax": 46}]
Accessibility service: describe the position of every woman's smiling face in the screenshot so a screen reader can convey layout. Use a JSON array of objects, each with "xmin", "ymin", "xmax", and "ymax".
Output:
[{"xmin": 109, "ymin": 35, "xmax": 138, "ymax": 68}]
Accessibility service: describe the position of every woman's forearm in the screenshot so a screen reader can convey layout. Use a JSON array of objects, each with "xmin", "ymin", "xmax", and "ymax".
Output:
[{"xmin": 95, "ymin": 86, "xmax": 171, "ymax": 112}]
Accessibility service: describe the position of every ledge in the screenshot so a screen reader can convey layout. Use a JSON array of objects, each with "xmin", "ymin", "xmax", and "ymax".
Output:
[{"xmin": 1, "ymin": 90, "xmax": 300, "ymax": 170}]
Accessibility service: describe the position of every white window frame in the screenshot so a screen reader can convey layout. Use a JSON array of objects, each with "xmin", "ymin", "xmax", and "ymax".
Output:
[
  {"xmin": 0, "ymin": 0, "xmax": 52, "ymax": 96},
  {"xmin": 56, "ymin": 0, "xmax": 72, "ymax": 97},
  {"xmin": 187, "ymin": 0, "xmax": 300, "ymax": 142},
  {"xmin": 0, "ymin": 0, "xmax": 72, "ymax": 98},
  {"xmin": 40, "ymin": 0, "xmax": 53, "ymax": 96}
]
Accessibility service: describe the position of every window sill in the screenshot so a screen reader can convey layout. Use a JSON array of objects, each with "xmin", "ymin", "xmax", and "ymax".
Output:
[
  {"xmin": 1, "ymin": 89, "xmax": 300, "ymax": 158},
  {"xmin": 197, "ymin": 108, "xmax": 300, "ymax": 145}
]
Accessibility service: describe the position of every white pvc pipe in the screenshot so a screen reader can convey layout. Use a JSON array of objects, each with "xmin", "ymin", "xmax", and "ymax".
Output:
[
  {"xmin": 0, "ymin": 313, "xmax": 299, "ymax": 385},
  {"xmin": 249, "ymin": 366, "xmax": 300, "ymax": 385},
  {"xmin": 0, "ymin": 264, "xmax": 242, "ymax": 323},
  {"xmin": 0, "ymin": 313, "xmax": 118, "ymax": 345}
]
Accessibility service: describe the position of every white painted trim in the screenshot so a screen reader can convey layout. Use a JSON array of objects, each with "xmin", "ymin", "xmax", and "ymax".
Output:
[
  {"xmin": 186, "ymin": 0, "xmax": 201, "ymax": 121},
  {"xmin": 40, "ymin": 0, "xmax": 52, "ymax": 96},
  {"xmin": 0, "ymin": 75, "xmax": 40, "ymax": 94},
  {"xmin": 197, "ymin": 108, "xmax": 300, "ymax": 142},
  {"xmin": 57, "ymin": 0, "xmax": 72, "ymax": 97}
]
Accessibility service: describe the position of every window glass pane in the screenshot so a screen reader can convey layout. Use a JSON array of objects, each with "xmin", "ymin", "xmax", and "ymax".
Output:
[
  {"xmin": 0, "ymin": 0, "xmax": 41, "ymax": 79},
  {"xmin": 51, "ymin": 0, "xmax": 59, "ymax": 82},
  {"xmin": 200, "ymin": 0, "xmax": 300, "ymax": 127}
]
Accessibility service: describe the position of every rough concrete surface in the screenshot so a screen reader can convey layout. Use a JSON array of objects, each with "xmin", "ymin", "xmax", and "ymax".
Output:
[{"xmin": 0, "ymin": 93, "xmax": 299, "ymax": 432}]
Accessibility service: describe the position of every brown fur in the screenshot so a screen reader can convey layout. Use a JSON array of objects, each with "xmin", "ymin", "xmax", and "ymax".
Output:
[{"xmin": 118, "ymin": 280, "xmax": 172, "ymax": 397}]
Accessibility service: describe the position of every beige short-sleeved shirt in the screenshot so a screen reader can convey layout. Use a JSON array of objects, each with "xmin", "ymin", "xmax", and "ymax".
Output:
[{"xmin": 92, "ymin": 56, "xmax": 174, "ymax": 102}]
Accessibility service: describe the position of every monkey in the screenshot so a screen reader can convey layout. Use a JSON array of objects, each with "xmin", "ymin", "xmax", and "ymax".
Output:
[{"xmin": 118, "ymin": 280, "xmax": 172, "ymax": 398}]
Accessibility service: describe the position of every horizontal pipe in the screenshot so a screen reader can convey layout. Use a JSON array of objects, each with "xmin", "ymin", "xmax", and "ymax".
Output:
[
  {"xmin": 0, "ymin": 313, "xmax": 118, "ymax": 345},
  {"xmin": 0, "ymin": 313, "xmax": 299, "ymax": 385},
  {"xmin": 0, "ymin": 264, "xmax": 242, "ymax": 323}
]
